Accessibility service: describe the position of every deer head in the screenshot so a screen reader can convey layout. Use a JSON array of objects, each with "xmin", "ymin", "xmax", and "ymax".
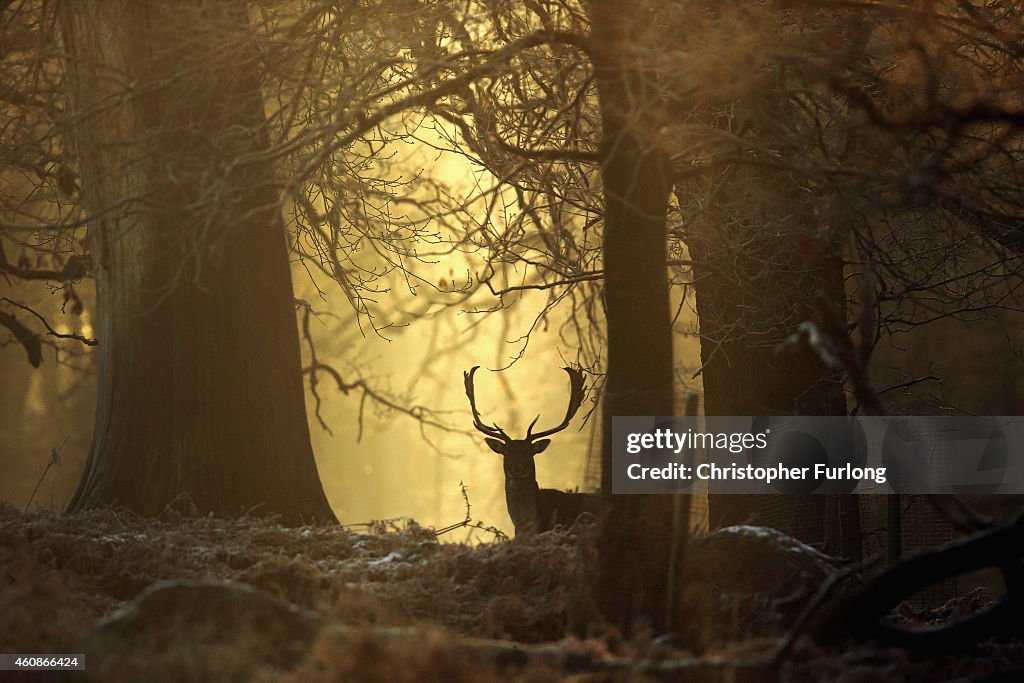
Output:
[{"xmin": 463, "ymin": 365, "xmax": 587, "ymax": 534}]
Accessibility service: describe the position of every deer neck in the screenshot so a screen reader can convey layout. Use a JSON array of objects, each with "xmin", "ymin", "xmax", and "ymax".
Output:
[{"xmin": 505, "ymin": 475, "xmax": 539, "ymax": 535}]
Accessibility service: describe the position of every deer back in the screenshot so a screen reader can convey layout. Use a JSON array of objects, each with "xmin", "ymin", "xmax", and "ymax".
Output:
[{"xmin": 535, "ymin": 488, "xmax": 603, "ymax": 532}]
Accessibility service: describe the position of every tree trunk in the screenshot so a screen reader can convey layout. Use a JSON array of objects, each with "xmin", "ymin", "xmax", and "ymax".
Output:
[
  {"xmin": 586, "ymin": 0, "xmax": 677, "ymax": 632},
  {"xmin": 60, "ymin": 1, "xmax": 336, "ymax": 524},
  {"xmin": 680, "ymin": 157, "xmax": 848, "ymax": 548},
  {"xmin": 662, "ymin": 1, "xmax": 854, "ymax": 548}
]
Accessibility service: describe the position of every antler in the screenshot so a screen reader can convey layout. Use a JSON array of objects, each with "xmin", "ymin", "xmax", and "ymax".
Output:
[
  {"xmin": 464, "ymin": 366, "xmax": 511, "ymax": 442},
  {"xmin": 526, "ymin": 367, "xmax": 587, "ymax": 440}
]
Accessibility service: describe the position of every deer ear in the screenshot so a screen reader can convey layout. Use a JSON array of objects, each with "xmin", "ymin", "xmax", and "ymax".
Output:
[
  {"xmin": 485, "ymin": 438, "xmax": 506, "ymax": 454},
  {"xmin": 533, "ymin": 439, "xmax": 551, "ymax": 454}
]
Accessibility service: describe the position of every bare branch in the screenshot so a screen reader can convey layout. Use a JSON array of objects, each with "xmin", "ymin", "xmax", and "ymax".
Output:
[{"xmin": 0, "ymin": 297, "xmax": 97, "ymax": 347}]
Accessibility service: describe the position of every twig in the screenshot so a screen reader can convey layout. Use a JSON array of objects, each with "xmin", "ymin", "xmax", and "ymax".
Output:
[
  {"xmin": 26, "ymin": 435, "xmax": 68, "ymax": 509},
  {"xmin": 877, "ymin": 375, "xmax": 941, "ymax": 396},
  {"xmin": 434, "ymin": 482, "xmax": 473, "ymax": 536},
  {"xmin": 432, "ymin": 482, "xmax": 508, "ymax": 540}
]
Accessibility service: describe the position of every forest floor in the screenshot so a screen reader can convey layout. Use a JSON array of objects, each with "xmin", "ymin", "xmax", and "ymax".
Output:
[{"xmin": 1, "ymin": 502, "xmax": 1022, "ymax": 682}]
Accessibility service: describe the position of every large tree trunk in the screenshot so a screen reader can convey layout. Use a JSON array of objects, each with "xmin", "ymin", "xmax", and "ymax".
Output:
[
  {"xmin": 687, "ymin": 234, "xmax": 848, "ymax": 547},
  {"xmin": 586, "ymin": 0, "xmax": 677, "ymax": 632},
  {"xmin": 678, "ymin": 140, "xmax": 849, "ymax": 550},
  {"xmin": 60, "ymin": 1, "xmax": 336, "ymax": 524},
  {"xmin": 673, "ymin": 6, "xmax": 862, "ymax": 554}
]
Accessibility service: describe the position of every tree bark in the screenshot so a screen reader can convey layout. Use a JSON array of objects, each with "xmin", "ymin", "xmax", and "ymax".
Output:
[
  {"xmin": 60, "ymin": 1, "xmax": 336, "ymax": 523},
  {"xmin": 680, "ymin": 152, "xmax": 848, "ymax": 548},
  {"xmin": 586, "ymin": 0, "xmax": 677, "ymax": 632},
  {"xmin": 663, "ymin": 2, "xmax": 855, "ymax": 549}
]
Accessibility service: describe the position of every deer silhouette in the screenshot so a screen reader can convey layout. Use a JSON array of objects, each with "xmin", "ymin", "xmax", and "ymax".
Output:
[{"xmin": 464, "ymin": 366, "xmax": 600, "ymax": 536}]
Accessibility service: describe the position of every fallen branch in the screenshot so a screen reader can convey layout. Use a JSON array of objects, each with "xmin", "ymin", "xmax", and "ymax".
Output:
[{"xmin": 823, "ymin": 512, "xmax": 1024, "ymax": 651}]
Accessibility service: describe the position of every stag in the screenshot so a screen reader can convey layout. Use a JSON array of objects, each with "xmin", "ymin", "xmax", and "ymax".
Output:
[{"xmin": 464, "ymin": 366, "xmax": 600, "ymax": 536}]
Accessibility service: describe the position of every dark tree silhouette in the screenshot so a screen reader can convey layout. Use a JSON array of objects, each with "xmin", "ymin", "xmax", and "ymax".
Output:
[
  {"xmin": 57, "ymin": 1, "xmax": 336, "ymax": 522},
  {"xmin": 585, "ymin": 0, "xmax": 677, "ymax": 631}
]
